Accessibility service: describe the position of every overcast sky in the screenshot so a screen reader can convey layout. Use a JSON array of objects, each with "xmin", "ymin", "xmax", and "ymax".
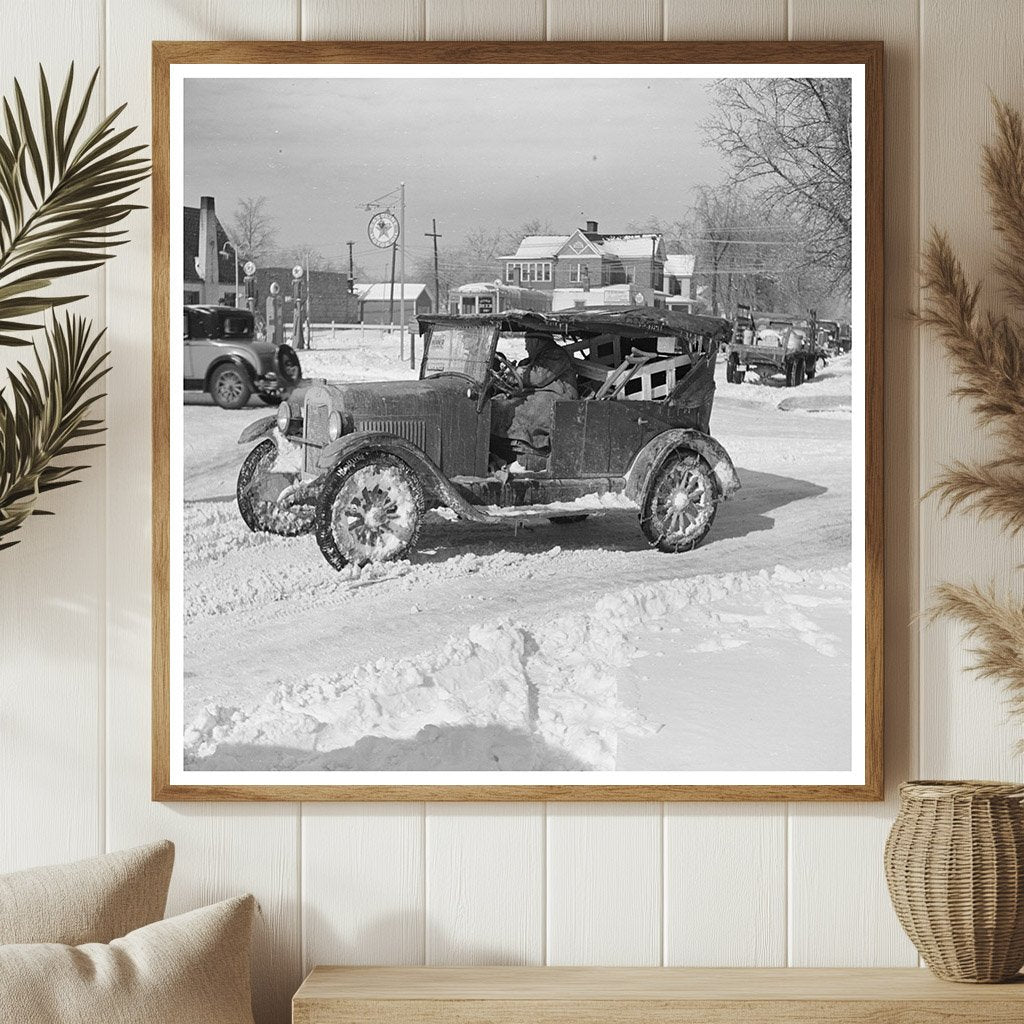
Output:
[{"xmin": 183, "ymin": 76, "xmax": 726, "ymax": 277}]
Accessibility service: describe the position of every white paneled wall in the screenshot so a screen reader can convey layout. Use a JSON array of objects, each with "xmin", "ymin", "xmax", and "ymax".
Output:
[{"xmin": 4, "ymin": 2, "xmax": 1022, "ymax": 1022}]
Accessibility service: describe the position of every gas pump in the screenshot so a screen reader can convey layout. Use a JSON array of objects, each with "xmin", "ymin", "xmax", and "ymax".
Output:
[
  {"xmin": 243, "ymin": 260, "xmax": 257, "ymax": 314},
  {"xmin": 291, "ymin": 265, "xmax": 306, "ymax": 351},
  {"xmin": 266, "ymin": 281, "xmax": 284, "ymax": 347}
]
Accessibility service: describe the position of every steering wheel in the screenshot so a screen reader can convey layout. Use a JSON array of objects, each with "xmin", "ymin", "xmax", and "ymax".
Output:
[{"xmin": 489, "ymin": 350, "xmax": 523, "ymax": 395}]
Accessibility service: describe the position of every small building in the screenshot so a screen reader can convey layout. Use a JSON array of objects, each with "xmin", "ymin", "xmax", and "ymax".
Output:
[
  {"xmin": 448, "ymin": 281, "xmax": 552, "ymax": 315},
  {"xmin": 498, "ymin": 220, "xmax": 668, "ymax": 307},
  {"xmin": 550, "ymin": 282, "xmax": 642, "ymax": 311},
  {"xmin": 355, "ymin": 282, "xmax": 434, "ymax": 326},
  {"xmin": 664, "ymin": 254, "xmax": 697, "ymax": 313},
  {"xmin": 256, "ymin": 267, "xmax": 359, "ymax": 323},
  {"xmin": 183, "ymin": 196, "xmax": 237, "ymax": 306}
]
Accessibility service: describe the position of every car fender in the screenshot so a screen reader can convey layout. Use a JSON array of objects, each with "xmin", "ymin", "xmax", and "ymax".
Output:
[
  {"xmin": 625, "ymin": 428, "xmax": 740, "ymax": 504},
  {"xmin": 318, "ymin": 432, "xmax": 494, "ymax": 524},
  {"xmin": 237, "ymin": 415, "xmax": 277, "ymax": 445},
  {"xmin": 205, "ymin": 354, "xmax": 256, "ymax": 389}
]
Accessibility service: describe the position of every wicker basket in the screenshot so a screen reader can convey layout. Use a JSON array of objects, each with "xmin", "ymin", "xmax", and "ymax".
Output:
[{"xmin": 885, "ymin": 780, "xmax": 1024, "ymax": 982}]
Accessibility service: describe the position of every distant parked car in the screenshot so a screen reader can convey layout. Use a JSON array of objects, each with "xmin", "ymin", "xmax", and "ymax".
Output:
[
  {"xmin": 816, "ymin": 319, "xmax": 841, "ymax": 354},
  {"xmin": 726, "ymin": 304, "xmax": 820, "ymax": 387},
  {"xmin": 183, "ymin": 304, "xmax": 301, "ymax": 409},
  {"xmin": 838, "ymin": 321, "xmax": 853, "ymax": 352}
]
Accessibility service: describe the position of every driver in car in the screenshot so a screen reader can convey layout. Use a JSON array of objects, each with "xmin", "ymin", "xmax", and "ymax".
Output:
[{"xmin": 490, "ymin": 330, "xmax": 578, "ymax": 469}]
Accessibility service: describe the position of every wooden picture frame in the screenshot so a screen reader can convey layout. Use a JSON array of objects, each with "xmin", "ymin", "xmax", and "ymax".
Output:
[{"xmin": 153, "ymin": 40, "xmax": 883, "ymax": 801}]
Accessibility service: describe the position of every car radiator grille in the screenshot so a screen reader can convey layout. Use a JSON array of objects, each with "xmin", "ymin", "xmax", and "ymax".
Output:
[
  {"xmin": 304, "ymin": 401, "xmax": 329, "ymax": 473},
  {"xmin": 354, "ymin": 418, "xmax": 426, "ymax": 450}
]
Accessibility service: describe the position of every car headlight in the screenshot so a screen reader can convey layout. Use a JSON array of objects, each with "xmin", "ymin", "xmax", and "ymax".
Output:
[
  {"xmin": 328, "ymin": 411, "xmax": 343, "ymax": 442},
  {"xmin": 276, "ymin": 401, "xmax": 291, "ymax": 432}
]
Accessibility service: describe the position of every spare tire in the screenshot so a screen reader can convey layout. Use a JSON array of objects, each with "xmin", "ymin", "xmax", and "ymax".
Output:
[{"xmin": 276, "ymin": 344, "xmax": 302, "ymax": 385}]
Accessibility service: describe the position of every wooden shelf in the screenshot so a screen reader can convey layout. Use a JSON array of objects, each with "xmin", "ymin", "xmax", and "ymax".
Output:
[{"xmin": 293, "ymin": 966, "xmax": 1024, "ymax": 1023}]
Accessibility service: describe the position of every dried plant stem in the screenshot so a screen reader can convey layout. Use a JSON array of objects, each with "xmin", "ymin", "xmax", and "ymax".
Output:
[
  {"xmin": 931, "ymin": 584, "xmax": 1024, "ymax": 719},
  {"xmin": 921, "ymin": 98, "xmax": 1024, "ymax": 729}
]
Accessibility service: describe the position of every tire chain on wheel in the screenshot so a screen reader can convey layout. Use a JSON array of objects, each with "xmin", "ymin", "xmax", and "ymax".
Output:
[
  {"xmin": 236, "ymin": 438, "xmax": 314, "ymax": 536},
  {"xmin": 314, "ymin": 451, "xmax": 425, "ymax": 571},
  {"xmin": 638, "ymin": 450, "xmax": 719, "ymax": 553}
]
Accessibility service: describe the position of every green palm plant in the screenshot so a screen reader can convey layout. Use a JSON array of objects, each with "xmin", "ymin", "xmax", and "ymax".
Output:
[{"xmin": 0, "ymin": 64, "xmax": 147, "ymax": 550}]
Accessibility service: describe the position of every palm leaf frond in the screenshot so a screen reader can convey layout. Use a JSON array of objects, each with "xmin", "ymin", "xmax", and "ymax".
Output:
[
  {"xmin": 0, "ymin": 313, "xmax": 109, "ymax": 548},
  {"xmin": 0, "ymin": 64, "xmax": 149, "ymax": 347}
]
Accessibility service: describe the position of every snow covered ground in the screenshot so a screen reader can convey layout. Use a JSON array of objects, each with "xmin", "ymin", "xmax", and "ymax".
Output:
[{"xmin": 180, "ymin": 332, "xmax": 855, "ymax": 774}]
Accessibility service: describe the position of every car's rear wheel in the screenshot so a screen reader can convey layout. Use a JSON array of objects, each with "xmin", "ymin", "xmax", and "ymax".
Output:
[
  {"xmin": 786, "ymin": 357, "xmax": 805, "ymax": 387},
  {"xmin": 728, "ymin": 354, "xmax": 746, "ymax": 384},
  {"xmin": 315, "ymin": 452, "xmax": 424, "ymax": 571},
  {"xmin": 236, "ymin": 438, "xmax": 314, "ymax": 536},
  {"xmin": 210, "ymin": 363, "xmax": 253, "ymax": 409},
  {"xmin": 805, "ymin": 358, "xmax": 817, "ymax": 381},
  {"xmin": 639, "ymin": 451, "xmax": 719, "ymax": 553}
]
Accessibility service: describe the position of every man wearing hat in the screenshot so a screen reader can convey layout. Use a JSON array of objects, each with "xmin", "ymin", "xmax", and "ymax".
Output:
[{"xmin": 490, "ymin": 330, "xmax": 578, "ymax": 468}]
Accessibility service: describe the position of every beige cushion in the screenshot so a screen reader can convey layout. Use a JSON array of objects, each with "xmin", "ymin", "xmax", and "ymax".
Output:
[
  {"xmin": 0, "ymin": 840, "xmax": 174, "ymax": 945},
  {"xmin": 0, "ymin": 894, "xmax": 256, "ymax": 1024}
]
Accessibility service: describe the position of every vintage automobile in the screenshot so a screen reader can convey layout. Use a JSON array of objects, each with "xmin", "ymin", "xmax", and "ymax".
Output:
[
  {"xmin": 837, "ymin": 321, "xmax": 853, "ymax": 352},
  {"xmin": 184, "ymin": 304, "xmax": 302, "ymax": 409},
  {"xmin": 816, "ymin": 318, "xmax": 841, "ymax": 354},
  {"xmin": 234, "ymin": 307, "xmax": 741, "ymax": 570},
  {"xmin": 725, "ymin": 304, "xmax": 819, "ymax": 386}
]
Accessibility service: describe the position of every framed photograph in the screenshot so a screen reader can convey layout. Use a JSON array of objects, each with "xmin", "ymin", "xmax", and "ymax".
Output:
[{"xmin": 152, "ymin": 41, "xmax": 883, "ymax": 801}]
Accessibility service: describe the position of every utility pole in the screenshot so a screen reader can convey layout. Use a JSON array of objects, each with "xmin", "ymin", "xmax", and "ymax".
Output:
[
  {"xmin": 650, "ymin": 234, "xmax": 657, "ymax": 303},
  {"xmin": 399, "ymin": 182, "xmax": 411, "ymax": 369},
  {"xmin": 346, "ymin": 241, "xmax": 355, "ymax": 291},
  {"xmin": 425, "ymin": 218, "xmax": 442, "ymax": 316},
  {"xmin": 388, "ymin": 242, "xmax": 398, "ymax": 343}
]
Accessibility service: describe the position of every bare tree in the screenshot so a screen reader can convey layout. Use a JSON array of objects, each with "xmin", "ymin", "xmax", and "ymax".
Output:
[
  {"xmin": 691, "ymin": 184, "xmax": 756, "ymax": 315},
  {"xmin": 272, "ymin": 245, "xmax": 338, "ymax": 272},
  {"xmin": 500, "ymin": 218, "xmax": 556, "ymax": 252},
  {"xmin": 703, "ymin": 77, "xmax": 852, "ymax": 293},
  {"xmin": 229, "ymin": 195, "xmax": 276, "ymax": 264},
  {"xmin": 626, "ymin": 216, "xmax": 696, "ymax": 254}
]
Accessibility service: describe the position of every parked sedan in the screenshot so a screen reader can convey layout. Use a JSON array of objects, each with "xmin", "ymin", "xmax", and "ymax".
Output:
[{"xmin": 183, "ymin": 304, "xmax": 301, "ymax": 409}]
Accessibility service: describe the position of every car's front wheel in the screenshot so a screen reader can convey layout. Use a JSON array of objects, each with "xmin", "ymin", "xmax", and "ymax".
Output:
[
  {"xmin": 210, "ymin": 363, "xmax": 253, "ymax": 409},
  {"xmin": 236, "ymin": 438, "xmax": 314, "ymax": 536},
  {"xmin": 315, "ymin": 452, "xmax": 424, "ymax": 571},
  {"xmin": 639, "ymin": 450, "xmax": 719, "ymax": 553}
]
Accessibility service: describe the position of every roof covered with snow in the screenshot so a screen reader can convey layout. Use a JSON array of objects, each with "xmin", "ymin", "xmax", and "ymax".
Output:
[
  {"xmin": 503, "ymin": 229, "xmax": 663, "ymax": 262},
  {"xmin": 355, "ymin": 282, "xmax": 431, "ymax": 303},
  {"xmin": 504, "ymin": 235, "xmax": 569, "ymax": 259},
  {"xmin": 665, "ymin": 254, "xmax": 696, "ymax": 278}
]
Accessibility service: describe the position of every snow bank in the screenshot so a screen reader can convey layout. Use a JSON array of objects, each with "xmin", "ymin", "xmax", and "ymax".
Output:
[
  {"xmin": 184, "ymin": 562, "xmax": 850, "ymax": 773},
  {"xmin": 299, "ymin": 330, "xmax": 418, "ymax": 383},
  {"xmin": 716, "ymin": 352, "xmax": 853, "ymax": 412}
]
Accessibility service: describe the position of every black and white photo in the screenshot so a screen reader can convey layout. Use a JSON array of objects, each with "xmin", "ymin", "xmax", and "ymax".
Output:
[{"xmin": 154, "ymin": 45, "xmax": 881, "ymax": 798}]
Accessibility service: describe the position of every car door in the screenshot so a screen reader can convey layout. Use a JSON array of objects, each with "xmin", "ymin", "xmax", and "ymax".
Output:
[
  {"xmin": 550, "ymin": 399, "xmax": 646, "ymax": 478},
  {"xmin": 182, "ymin": 308, "xmax": 195, "ymax": 382}
]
